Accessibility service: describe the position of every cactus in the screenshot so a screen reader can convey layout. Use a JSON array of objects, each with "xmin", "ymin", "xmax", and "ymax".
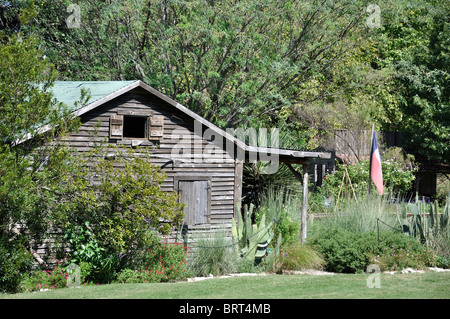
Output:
[
  {"xmin": 232, "ymin": 203, "xmax": 276, "ymax": 264},
  {"xmin": 397, "ymin": 205, "xmax": 410, "ymax": 234},
  {"xmin": 404, "ymin": 193, "xmax": 450, "ymax": 247}
]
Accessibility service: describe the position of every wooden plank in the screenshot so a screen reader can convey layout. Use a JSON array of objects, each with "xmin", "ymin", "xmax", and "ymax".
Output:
[
  {"xmin": 81, "ymin": 121, "xmax": 109, "ymax": 127},
  {"xmin": 117, "ymin": 109, "xmax": 154, "ymax": 116},
  {"xmin": 61, "ymin": 136, "xmax": 107, "ymax": 142},
  {"xmin": 79, "ymin": 126, "xmax": 110, "ymax": 132},
  {"xmin": 211, "ymin": 201, "xmax": 234, "ymax": 207},
  {"xmin": 211, "ymin": 185, "xmax": 235, "ymax": 191},
  {"xmin": 234, "ymin": 159, "xmax": 243, "ymax": 220},
  {"xmin": 212, "ymin": 195, "xmax": 234, "ymax": 201},
  {"xmin": 178, "ymin": 180, "xmax": 210, "ymax": 226},
  {"xmin": 211, "ymin": 190, "xmax": 234, "ymax": 196}
]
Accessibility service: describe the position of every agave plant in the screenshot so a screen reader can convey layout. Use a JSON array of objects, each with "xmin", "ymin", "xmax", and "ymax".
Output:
[{"xmin": 231, "ymin": 203, "xmax": 279, "ymax": 264}]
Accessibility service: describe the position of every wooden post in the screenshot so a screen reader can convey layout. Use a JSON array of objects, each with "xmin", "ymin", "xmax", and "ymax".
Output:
[
  {"xmin": 344, "ymin": 165, "xmax": 358, "ymax": 202},
  {"xmin": 234, "ymin": 159, "xmax": 244, "ymax": 220},
  {"xmin": 285, "ymin": 162, "xmax": 309, "ymax": 244},
  {"xmin": 301, "ymin": 163, "xmax": 308, "ymax": 244}
]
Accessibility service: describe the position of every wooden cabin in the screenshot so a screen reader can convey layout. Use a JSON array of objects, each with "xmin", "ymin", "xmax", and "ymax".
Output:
[{"xmin": 26, "ymin": 80, "xmax": 332, "ymax": 256}]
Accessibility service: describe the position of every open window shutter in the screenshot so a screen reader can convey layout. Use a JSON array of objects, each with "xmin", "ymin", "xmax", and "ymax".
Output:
[
  {"xmin": 109, "ymin": 115, "xmax": 123, "ymax": 139},
  {"xmin": 145, "ymin": 116, "xmax": 151, "ymax": 139},
  {"xmin": 148, "ymin": 115, "xmax": 164, "ymax": 140}
]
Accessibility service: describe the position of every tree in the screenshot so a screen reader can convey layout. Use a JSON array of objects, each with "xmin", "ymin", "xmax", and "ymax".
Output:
[
  {"xmin": 11, "ymin": 0, "xmax": 370, "ymax": 132},
  {"xmin": 358, "ymin": 0, "xmax": 449, "ymax": 162},
  {"xmin": 0, "ymin": 31, "xmax": 76, "ymax": 241},
  {"xmin": 0, "ymin": 19, "xmax": 80, "ymax": 290},
  {"xmin": 40, "ymin": 145, "xmax": 185, "ymax": 283},
  {"xmin": 394, "ymin": 3, "xmax": 449, "ymax": 162}
]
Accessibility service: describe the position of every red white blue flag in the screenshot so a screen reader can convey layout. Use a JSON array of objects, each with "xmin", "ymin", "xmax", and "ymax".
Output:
[{"xmin": 370, "ymin": 130, "xmax": 383, "ymax": 195}]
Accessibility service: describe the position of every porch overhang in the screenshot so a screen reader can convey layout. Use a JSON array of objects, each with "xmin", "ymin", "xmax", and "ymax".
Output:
[
  {"xmin": 244, "ymin": 145, "xmax": 332, "ymax": 165},
  {"xmin": 244, "ymin": 145, "xmax": 333, "ymax": 244}
]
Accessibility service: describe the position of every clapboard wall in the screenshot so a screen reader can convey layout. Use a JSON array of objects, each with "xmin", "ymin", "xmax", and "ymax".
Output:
[{"xmin": 60, "ymin": 87, "xmax": 239, "ymax": 232}]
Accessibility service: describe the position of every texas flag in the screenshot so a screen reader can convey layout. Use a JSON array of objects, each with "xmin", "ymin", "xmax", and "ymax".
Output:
[{"xmin": 370, "ymin": 130, "xmax": 383, "ymax": 195}]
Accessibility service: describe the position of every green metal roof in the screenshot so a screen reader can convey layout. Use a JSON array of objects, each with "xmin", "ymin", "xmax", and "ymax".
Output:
[{"xmin": 50, "ymin": 81, "xmax": 137, "ymax": 111}]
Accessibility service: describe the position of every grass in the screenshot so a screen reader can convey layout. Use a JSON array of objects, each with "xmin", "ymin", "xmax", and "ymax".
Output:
[{"xmin": 2, "ymin": 271, "xmax": 449, "ymax": 299}]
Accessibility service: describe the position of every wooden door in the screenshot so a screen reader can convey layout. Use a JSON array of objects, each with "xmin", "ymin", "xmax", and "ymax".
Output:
[{"xmin": 178, "ymin": 180, "xmax": 210, "ymax": 225}]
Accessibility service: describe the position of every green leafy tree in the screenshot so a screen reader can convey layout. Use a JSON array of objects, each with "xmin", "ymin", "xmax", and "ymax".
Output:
[
  {"xmin": 0, "ymin": 32, "xmax": 77, "ymax": 240},
  {"xmin": 286, "ymin": 0, "xmax": 448, "ymax": 161},
  {"xmin": 395, "ymin": 5, "xmax": 449, "ymax": 162},
  {"xmin": 12, "ymin": 0, "xmax": 369, "ymax": 131},
  {"xmin": 360, "ymin": 0, "xmax": 449, "ymax": 162},
  {"xmin": 41, "ymin": 145, "xmax": 185, "ymax": 283},
  {"xmin": 0, "ymin": 21, "xmax": 78, "ymax": 290},
  {"xmin": 0, "ymin": 13, "xmax": 184, "ymax": 286}
]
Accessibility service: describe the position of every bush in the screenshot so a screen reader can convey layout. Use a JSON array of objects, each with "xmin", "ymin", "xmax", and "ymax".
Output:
[
  {"xmin": 308, "ymin": 228, "xmax": 375, "ymax": 273},
  {"xmin": 116, "ymin": 233, "xmax": 189, "ymax": 283},
  {"xmin": 308, "ymin": 228, "xmax": 435, "ymax": 273},
  {"xmin": 51, "ymin": 146, "xmax": 184, "ymax": 267},
  {"xmin": 273, "ymin": 214, "xmax": 301, "ymax": 246},
  {"xmin": 369, "ymin": 232, "xmax": 436, "ymax": 271},
  {"xmin": 435, "ymin": 255, "xmax": 450, "ymax": 269},
  {"xmin": 63, "ymin": 221, "xmax": 123, "ymax": 284},
  {"xmin": 256, "ymin": 188, "xmax": 301, "ymax": 245},
  {"xmin": 0, "ymin": 238, "xmax": 34, "ymax": 294},
  {"xmin": 21, "ymin": 261, "xmax": 95, "ymax": 292}
]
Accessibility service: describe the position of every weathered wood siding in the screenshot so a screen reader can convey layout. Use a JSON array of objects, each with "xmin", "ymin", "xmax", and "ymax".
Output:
[{"xmin": 60, "ymin": 87, "xmax": 237, "ymax": 230}]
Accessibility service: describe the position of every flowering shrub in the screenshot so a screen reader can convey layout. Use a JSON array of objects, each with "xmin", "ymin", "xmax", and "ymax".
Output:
[
  {"xmin": 22, "ymin": 261, "xmax": 70, "ymax": 292},
  {"xmin": 370, "ymin": 247, "xmax": 435, "ymax": 271},
  {"xmin": 116, "ymin": 237, "xmax": 190, "ymax": 283},
  {"xmin": 21, "ymin": 260, "xmax": 97, "ymax": 292}
]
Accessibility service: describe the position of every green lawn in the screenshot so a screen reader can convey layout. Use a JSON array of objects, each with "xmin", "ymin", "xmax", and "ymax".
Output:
[{"xmin": 2, "ymin": 272, "xmax": 449, "ymax": 299}]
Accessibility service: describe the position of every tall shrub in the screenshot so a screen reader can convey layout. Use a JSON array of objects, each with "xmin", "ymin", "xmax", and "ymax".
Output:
[
  {"xmin": 49, "ymin": 146, "xmax": 185, "ymax": 282},
  {"xmin": 0, "ymin": 33, "xmax": 78, "ymax": 292}
]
